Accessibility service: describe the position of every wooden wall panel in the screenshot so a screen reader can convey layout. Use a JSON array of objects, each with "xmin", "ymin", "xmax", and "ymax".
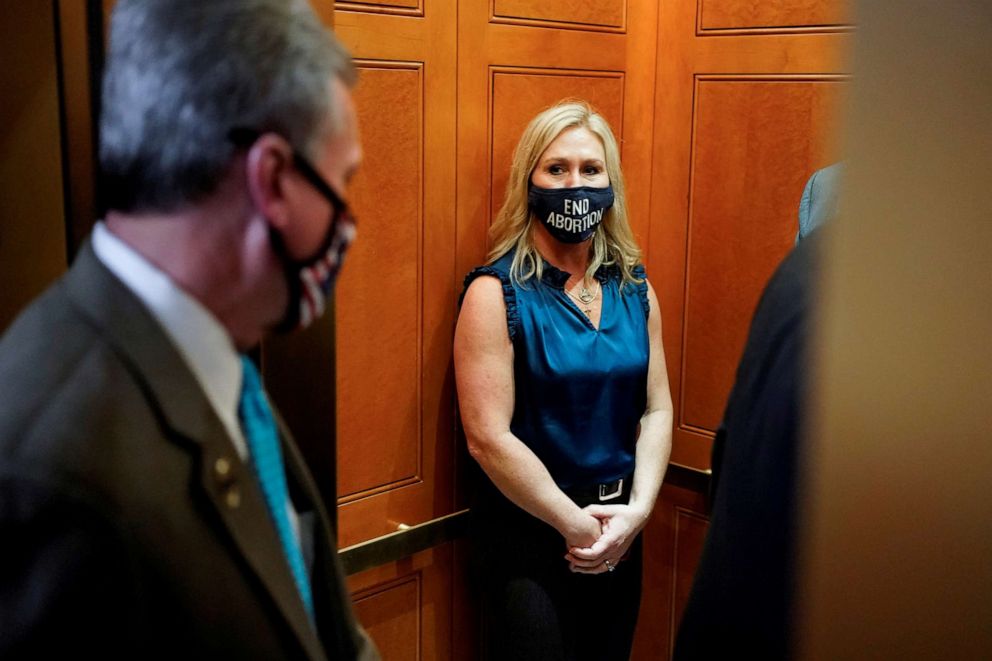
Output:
[
  {"xmin": 489, "ymin": 69, "xmax": 624, "ymax": 221},
  {"xmin": 337, "ymin": 63, "xmax": 423, "ymax": 500},
  {"xmin": 649, "ymin": 0, "xmax": 849, "ymax": 472},
  {"xmin": 638, "ymin": 1, "xmax": 849, "ymax": 658},
  {"xmin": 332, "ymin": 3, "xmax": 457, "ymax": 548},
  {"xmin": 336, "ymin": 0, "xmax": 420, "ymax": 17},
  {"xmin": 671, "ymin": 507, "xmax": 709, "ymax": 639},
  {"xmin": 493, "ymin": 0, "xmax": 625, "ymax": 31},
  {"xmin": 56, "ymin": 0, "xmax": 104, "ymax": 258},
  {"xmin": 348, "ymin": 545, "xmax": 454, "ymax": 660},
  {"xmin": 699, "ymin": 0, "xmax": 848, "ymax": 32},
  {"xmin": 681, "ymin": 77, "xmax": 842, "ymax": 434},
  {"xmin": 331, "ymin": 7, "xmax": 459, "ymax": 658},
  {"xmin": 632, "ymin": 481, "xmax": 709, "ymax": 660},
  {"xmin": 329, "ymin": 0, "xmax": 850, "ymax": 658},
  {"xmin": 352, "ymin": 576, "xmax": 421, "ymax": 661},
  {"xmin": 0, "ymin": 2, "xmax": 69, "ymax": 332}
]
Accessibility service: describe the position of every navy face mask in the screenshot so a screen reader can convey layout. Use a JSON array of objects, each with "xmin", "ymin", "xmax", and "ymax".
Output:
[{"xmin": 528, "ymin": 184, "xmax": 615, "ymax": 244}]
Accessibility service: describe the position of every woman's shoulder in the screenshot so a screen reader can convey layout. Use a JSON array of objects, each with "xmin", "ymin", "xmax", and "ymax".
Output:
[
  {"xmin": 617, "ymin": 263, "xmax": 650, "ymax": 320},
  {"xmin": 460, "ymin": 251, "xmax": 520, "ymax": 340},
  {"xmin": 462, "ymin": 251, "xmax": 515, "ymax": 292}
]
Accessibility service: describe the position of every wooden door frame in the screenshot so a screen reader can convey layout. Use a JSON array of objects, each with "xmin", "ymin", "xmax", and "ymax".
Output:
[{"xmin": 53, "ymin": 0, "xmax": 105, "ymax": 260}]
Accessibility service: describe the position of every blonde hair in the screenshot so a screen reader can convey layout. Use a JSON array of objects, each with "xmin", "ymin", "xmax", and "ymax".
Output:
[{"xmin": 488, "ymin": 100, "xmax": 643, "ymax": 285}]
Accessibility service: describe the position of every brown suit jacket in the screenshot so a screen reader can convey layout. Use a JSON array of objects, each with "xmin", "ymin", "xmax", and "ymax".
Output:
[{"xmin": 0, "ymin": 242, "xmax": 377, "ymax": 660}]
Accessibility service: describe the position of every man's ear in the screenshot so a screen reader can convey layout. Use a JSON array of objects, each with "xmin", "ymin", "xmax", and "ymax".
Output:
[{"xmin": 244, "ymin": 133, "xmax": 295, "ymax": 231}]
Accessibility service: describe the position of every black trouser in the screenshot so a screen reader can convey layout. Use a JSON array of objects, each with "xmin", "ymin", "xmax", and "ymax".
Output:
[{"xmin": 472, "ymin": 477, "xmax": 642, "ymax": 661}]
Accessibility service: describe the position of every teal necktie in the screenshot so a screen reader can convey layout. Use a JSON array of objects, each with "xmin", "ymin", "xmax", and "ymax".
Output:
[{"xmin": 238, "ymin": 355, "xmax": 315, "ymax": 621}]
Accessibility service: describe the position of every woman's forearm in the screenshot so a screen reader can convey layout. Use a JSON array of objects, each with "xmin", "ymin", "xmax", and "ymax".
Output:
[
  {"xmin": 628, "ymin": 408, "xmax": 674, "ymax": 528},
  {"xmin": 468, "ymin": 429, "xmax": 601, "ymax": 546}
]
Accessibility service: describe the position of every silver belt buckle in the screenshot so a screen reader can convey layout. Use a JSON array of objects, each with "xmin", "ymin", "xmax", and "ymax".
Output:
[{"xmin": 598, "ymin": 478, "xmax": 623, "ymax": 501}]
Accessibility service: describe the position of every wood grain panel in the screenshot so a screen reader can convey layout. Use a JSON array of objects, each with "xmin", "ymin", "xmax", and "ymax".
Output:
[
  {"xmin": 336, "ymin": 62, "xmax": 423, "ymax": 499},
  {"xmin": 699, "ymin": 0, "xmax": 849, "ymax": 32},
  {"xmin": 0, "ymin": 2, "xmax": 68, "ymax": 332},
  {"xmin": 336, "ymin": 0, "xmax": 421, "ymax": 18},
  {"xmin": 348, "ymin": 544, "xmax": 455, "ymax": 660},
  {"xmin": 671, "ymin": 507, "xmax": 709, "ymax": 640},
  {"xmin": 56, "ymin": 0, "xmax": 103, "ymax": 258},
  {"xmin": 490, "ymin": 69, "xmax": 624, "ymax": 222},
  {"xmin": 648, "ymin": 0, "xmax": 850, "ymax": 472},
  {"xmin": 353, "ymin": 575, "xmax": 421, "ymax": 661},
  {"xmin": 632, "ymin": 481, "xmax": 709, "ymax": 660},
  {"xmin": 680, "ymin": 77, "xmax": 842, "ymax": 434},
  {"xmin": 493, "ymin": 0, "xmax": 625, "ymax": 31},
  {"xmin": 333, "ymin": 3, "xmax": 457, "ymax": 549}
]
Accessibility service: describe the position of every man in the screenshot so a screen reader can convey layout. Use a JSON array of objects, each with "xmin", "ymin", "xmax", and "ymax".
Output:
[
  {"xmin": 0, "ymin": 1, "xmax": 376, "ymax": 658},
  {"xmin": 674, "ymin": 229, "xmax": 823, "ymax": 659}
]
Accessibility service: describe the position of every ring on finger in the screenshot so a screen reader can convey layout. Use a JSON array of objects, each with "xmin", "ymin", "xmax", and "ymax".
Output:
[{"xmin": 605, "ymin": 560, "xmax": 615, "ymax": 572}]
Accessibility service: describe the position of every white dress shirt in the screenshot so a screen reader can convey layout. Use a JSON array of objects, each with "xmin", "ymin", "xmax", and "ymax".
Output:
[
  {"xmin": 92, "ymin": 223, "xmax": 304, "ymax": 543},
  {"xmin": 92, "ymin": 222, "xmax": 247, "ymax": 458}
]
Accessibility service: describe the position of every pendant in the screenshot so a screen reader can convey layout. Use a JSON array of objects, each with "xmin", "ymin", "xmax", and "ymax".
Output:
[
  {"xmin": 577, "ymin": 287, "xmax": 595, "ymax": 304},
  {"xmin": 583, "ymin": 308, "xmax": 592, "ymax": 316}
]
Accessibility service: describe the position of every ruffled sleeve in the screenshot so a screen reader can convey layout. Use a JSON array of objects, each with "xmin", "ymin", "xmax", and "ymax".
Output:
[
  {"xmin": 461, "ymin": 266, "xmax": 520, "ymax": 342},
  {"xmin": 630, "ymin": 264, "xmax": 650, "ymax": 320}
]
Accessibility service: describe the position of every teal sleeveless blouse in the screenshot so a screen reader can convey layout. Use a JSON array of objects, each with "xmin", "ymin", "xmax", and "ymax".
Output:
[{"xmin": 463, "ymin": 251, "xmax": 650, "ymax": 489}]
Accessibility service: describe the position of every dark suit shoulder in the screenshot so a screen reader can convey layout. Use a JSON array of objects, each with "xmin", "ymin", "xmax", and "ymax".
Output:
[{"xmin": 0, "ymin": 278, "xmax": 165, "ymax": 500}]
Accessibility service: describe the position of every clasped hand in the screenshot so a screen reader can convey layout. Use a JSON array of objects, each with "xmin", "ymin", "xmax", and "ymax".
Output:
[{"xmin": 564, "ymin": 504, "xmax": 645, "ymax": 575}]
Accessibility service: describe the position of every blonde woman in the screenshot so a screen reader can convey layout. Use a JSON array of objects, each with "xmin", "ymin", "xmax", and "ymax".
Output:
[{"xmin": 455, "ymin": 101, "xmax": 673, "ymax": 660}]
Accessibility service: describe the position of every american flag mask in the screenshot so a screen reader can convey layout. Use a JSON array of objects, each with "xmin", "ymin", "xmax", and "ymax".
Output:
[
  {"xmin": 293, "ymin": 218, "xmax": 356, "ymax": 329},
  {"xmin": 277, "ymin": 142, "xmax": 357, "ymax": 332},
  {"xmin": 225, "ymin": 127, "xmax": 358, "ymax": 331}
]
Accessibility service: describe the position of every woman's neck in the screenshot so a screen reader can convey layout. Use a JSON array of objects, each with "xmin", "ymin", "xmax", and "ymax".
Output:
[{"xmin": 532, "ymin": 223, "xmax": 593, "ymax": 282}]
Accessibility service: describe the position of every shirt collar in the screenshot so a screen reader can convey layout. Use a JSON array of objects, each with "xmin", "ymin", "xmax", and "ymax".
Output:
[
  {"xmin": 91, "ymin": 222, "xmax": 247, "ymax": 459},
  {"xmin": 539, "ymin": 259, "xmax": 616, "ymax": 289}
]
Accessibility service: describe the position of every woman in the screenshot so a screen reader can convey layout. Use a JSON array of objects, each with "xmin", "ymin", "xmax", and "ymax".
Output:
[{"xmin": 454, "ymin": 101, "xmax": 673, "ymax": 660}]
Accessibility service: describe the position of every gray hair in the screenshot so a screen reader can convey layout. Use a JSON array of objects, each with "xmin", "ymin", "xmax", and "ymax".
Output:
[{"xmin": 100, "ymin": 0, "xmax": 356, "ymax": 213}]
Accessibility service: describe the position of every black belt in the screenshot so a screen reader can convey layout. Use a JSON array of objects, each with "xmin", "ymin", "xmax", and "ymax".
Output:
[{"xmin": 564, "ymin": 474, "xmax": 631, "ymax": 503}]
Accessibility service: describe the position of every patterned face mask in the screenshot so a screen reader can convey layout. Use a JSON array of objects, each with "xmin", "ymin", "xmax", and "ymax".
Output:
[
  {"xmin": 271, "ymin": 149, "xmax": 356, "ymax": 332},
  {"xmin": 228, "ymin": 127, "xmax": 358, "ymax": 332}
]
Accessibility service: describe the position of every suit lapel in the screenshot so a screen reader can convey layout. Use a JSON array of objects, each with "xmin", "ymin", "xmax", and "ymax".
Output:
[
  {"xmin": 195, "ymin": 436, "xmax": 327, "ymax": 661},
  {"xmin": 64, "ymin": 243, "xmax": 327, "ymax": 661}
]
